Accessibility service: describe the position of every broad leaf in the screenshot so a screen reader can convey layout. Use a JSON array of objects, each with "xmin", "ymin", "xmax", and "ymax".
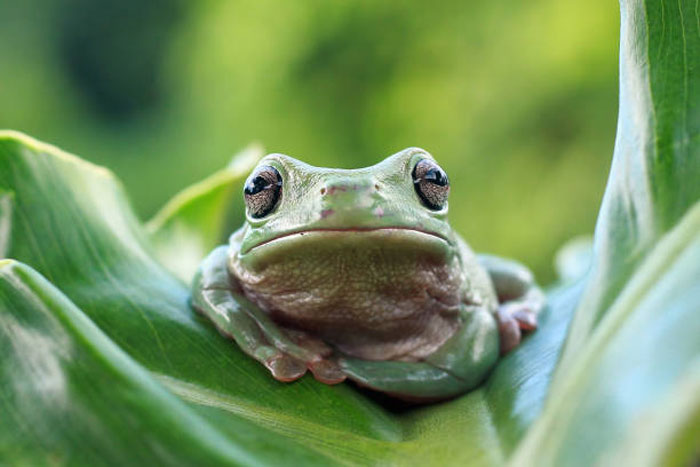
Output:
[
  {"xmin": 557, "ymin": 0, "xmax": 700, "ymax": 373},
  {"xmin": 0, "ymin": 259, "xmax": 324, "ymax": 465},
  {"xmin": 146, "ymin": 143, "xmax": 264, "ymax": 283},
  {"xmin": 0, "ymin": 130, "xmax": 578, "ymax": 465},
  {"xmin": 0, "ymin": 0, "xmax": 698, "ymax": 463},
  {"xmin": 513, "ymin": 0, "xmax": 700, "ymax": 463},
  {"xmin": 511, "ymin": 203, "xmax": 700, "ymax": 466}
]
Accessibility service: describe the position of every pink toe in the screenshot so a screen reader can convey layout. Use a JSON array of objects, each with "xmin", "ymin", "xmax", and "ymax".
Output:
[
  {"xmin": 497, "ymin": 309, "xmax": 521, "ymax": 354},
  {"xmin": 309, "ymin": 359, "xmax": 346, "ymax": 385},
  {"xmin": 512, "ymin": 309, "xmax": 537, "ymax": 331},
  {"xmin": 267, "ymin": 355, "xmax": 307, "ymax": 382}
]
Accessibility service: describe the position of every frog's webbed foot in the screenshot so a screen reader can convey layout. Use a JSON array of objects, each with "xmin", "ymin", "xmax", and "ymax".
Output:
[
  {"xmin": 496, "ymin": 300, "xmax": 540, "ymax": 354},
  {"xmin": 191, "ymin": 246, "xmax": 346, "ymax": 384},
  {"xmin": 478, "ymin": 254, "xmax": 545, "ymax": 354},
  {"xmin": 192, "ymin": 283, "xmax": 309, "ymax": 382},
  {"xmin": 257, "ymin": 338, "xmax": 345, "ymax": 384},
  {"xmin": 340, "ymin": 306, "xmax": 499, "ymax": 401},
  {"xmin": 280, "ymin": 328, "xmax": 346, "ymax": 384}
]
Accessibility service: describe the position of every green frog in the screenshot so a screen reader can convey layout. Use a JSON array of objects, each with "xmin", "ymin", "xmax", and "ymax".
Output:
[{"xmin": 191, "ymin": 148, "xmax": 544, "ymax": 401}]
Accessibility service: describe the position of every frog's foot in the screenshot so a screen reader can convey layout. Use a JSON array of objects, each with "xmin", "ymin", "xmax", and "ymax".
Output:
[
  {"xmin": 496, "ymin": 301, "xmax": 538, "ymax": 354},
  {"xmin": 192, "ymin": 246, "xmax": 346, "ymax": 385},
  {"xmin": 252, "ymin": 338, "xmax": 346, "ymax": 384},
  {"xmin": 198, "ymin": 302, "xmax": 345, "ymax": 383},
  {"xmin": 282, "ymin": 328, "xmax": 346, "ymax": 384},
  {"xmin": 195, "ymin": 304, "xmax": 308, "ymax": 382}
]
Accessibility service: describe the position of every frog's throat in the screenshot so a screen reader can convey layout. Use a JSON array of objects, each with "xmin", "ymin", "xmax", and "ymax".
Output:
[{"xmin": 242, "ymin": 227, "xmax": 451, "ymax": 255}]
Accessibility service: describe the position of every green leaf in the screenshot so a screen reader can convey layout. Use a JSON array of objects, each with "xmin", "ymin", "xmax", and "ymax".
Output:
[
  {"xmin": 0, "ymin": 259, "xmax": 325, "ymax": 465},
  {"xmin": 146, "ymin": 143, "xmax": 264, "ymax": 283},
  {"xmin": 0, "ymin": 131, "xmax": 401, "ymax": 463},
  {"xmin": 511, "ymin": 202, "xmax": 700, "ymax": 466},
  {"xmin": 511, "ymin": 0, "xmax": 700, "ymax": 463},
  {"xmin": 0, "ymin": 130, "xmax": 577, "ymax": 465},
  {"xmin": 557, "ymin": 0, "xmax": 700, "ymax": 373},
  {"xmin": 0, "ymin": 0, "xmax": 698, "ymax": 463}
]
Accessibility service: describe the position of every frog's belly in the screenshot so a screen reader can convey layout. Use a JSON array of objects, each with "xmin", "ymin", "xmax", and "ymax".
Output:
[{"xmin": 230, "ymin": 233, "xmax": 467, "ymax": 361}]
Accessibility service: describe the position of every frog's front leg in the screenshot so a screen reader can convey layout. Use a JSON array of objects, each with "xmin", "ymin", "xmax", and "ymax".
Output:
[
  {"xmin": 478, "ymin": 254, "xmax": 545, "ymax": 354},
  {"xmin": 191, "ymin": 246, "xmax": 346, "ymax": 384},
  {"xmin": 339, "ymin": 305, "xmax": 499, "ymax": 401}
]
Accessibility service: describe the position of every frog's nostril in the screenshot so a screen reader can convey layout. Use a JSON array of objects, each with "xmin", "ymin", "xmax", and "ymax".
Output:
[
  {"xmin": 374, "ymin": 183, "xmax": 380, "ymax": 191},
  {"xmin": 322, "ymin": 185, "xmax": 349, "ymax": 196}
]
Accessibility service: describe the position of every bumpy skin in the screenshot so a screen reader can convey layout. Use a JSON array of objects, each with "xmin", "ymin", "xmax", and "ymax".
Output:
[{"xmin": 191, "ymin": 148, "xmax": 544, "ymax": 401}]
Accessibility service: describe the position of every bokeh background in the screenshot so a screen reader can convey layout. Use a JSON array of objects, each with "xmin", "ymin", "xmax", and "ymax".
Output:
[{"xmin": 0, "ymin": 0, "xmax": 619, "ymax": 282}]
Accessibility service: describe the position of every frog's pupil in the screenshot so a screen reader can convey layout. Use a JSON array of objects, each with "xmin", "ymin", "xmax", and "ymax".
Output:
[
  {"xmin": 245, "ymin": 176, "xmax": 270, "ymax": 195},
  {"xmin": 412, "ymin": 159, "xmax": 449, "ymax": 211},
  {"xmin": 425, "ymin": 167, "xmax": 448, "ymax": 186}
]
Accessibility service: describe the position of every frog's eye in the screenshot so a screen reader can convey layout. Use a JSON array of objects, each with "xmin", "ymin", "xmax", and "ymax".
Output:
[
  {"xmin": 412, "ymin": 159, "xmax": 449, "ymax": 210},
  {"xmin": 244, "ymin": 165, "xmax": 282, "ymax": 218}
]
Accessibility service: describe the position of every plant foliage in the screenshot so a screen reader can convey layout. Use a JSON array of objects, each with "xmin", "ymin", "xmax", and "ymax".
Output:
[{"xmin": 0, "ymin": 0, "xmax": 698, "ymax": 464}]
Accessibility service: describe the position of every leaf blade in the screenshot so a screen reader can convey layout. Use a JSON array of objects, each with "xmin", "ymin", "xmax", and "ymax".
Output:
[
  {"xmin": 511, "ymin": 202, "xmax": 700, "ymax": 466},
  {"xmin": 556, "ymin": 0, "xmax": 700, "ymax": 381},
  {"xmin": 146, "ymin": 143, "xmax": 264, "ymax": 283},
  {"xmin": 0, "ymin": 259, "xmax": 329, "ymax": 466}
]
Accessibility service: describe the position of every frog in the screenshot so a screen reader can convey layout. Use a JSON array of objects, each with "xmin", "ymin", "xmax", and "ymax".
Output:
[{"xmin": 191, "ymin": 148, "xmax": 545, "ymax": 401}]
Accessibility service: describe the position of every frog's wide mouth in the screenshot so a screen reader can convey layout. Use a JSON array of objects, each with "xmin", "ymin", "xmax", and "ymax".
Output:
[{"xmin": 242, "ymin": 227, "xmax": 451, "ymax": 255}]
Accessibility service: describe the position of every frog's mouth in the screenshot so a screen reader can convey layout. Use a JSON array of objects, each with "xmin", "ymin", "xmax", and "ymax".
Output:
[{"xmin": 245, "ymin": 227, "xmax": 451, "ymax": 254}]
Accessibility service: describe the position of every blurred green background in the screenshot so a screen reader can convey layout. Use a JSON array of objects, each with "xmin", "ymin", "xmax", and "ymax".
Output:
[{"xmin": 0, "ymin": 0, "xmax": 619, "ymax": 282}]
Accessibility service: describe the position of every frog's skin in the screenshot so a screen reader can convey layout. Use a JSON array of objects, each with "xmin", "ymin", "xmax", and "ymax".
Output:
[{"xmin": 191, "ymin": 148, "xmax": 544, "ymax": 401}]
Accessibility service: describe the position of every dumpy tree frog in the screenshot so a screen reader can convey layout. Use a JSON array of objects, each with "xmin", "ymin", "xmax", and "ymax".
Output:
[{"xmin": 192, "ymin": 148, "xmax": 544, "ymax": 401}]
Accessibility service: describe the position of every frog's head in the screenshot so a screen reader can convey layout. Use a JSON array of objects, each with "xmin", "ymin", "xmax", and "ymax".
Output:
[{"xmin": 235, "ymin": 147, "xmax": 456, "ymax": 259}]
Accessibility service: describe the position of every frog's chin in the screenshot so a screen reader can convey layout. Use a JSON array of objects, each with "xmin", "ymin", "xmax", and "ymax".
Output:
[{"xmin": 241, "ymin": 227, "xmax": 451, "ymax": 259}]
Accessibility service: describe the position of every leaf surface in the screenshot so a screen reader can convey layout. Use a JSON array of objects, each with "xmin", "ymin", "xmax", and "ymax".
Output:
[
  {"xmin": 1, "ymin": 0, "xmax": 698, "ymax": 462},
  {"xmin": 0, "ymin": 131, "xmax": 576, "ymax": 465}
]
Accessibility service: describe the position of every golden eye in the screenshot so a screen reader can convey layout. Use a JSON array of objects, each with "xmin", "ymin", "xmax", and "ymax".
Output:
[
  {"xmin": 412, "ymin": 159, "xmax": 449, "ymax": 210},
  {"xmin": 244, "ymin": 165, "xmax": 282, "ymax": 218}
]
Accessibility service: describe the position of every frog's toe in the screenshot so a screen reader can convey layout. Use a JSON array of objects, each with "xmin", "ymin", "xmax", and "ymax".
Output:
[
  {"xmin": 266, "ymin": 354, "xmax": 307, "ymax": 382},
  {"xmin": 308, "ymin": 359, "xmax": 346, "ymax": 385},
  {"xmin": 497, "ymin": 308, "xmax": 522, "ymax": 354},
  {"xmin": 498, "ymin": 301, "xmax": 539, "ymax": 330},
  {"xmin": 512, "ymin": 307, "xmax": 537, "ymax": 331},
  {"xmin": 496, "ymin": 301, "xmax": 539, "ymax": 354}
]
